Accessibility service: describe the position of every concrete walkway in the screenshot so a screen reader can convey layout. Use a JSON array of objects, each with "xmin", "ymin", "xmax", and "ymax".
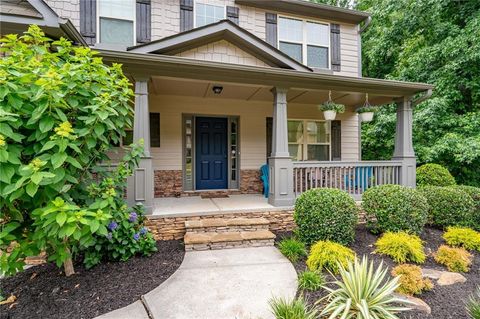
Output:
[{"xmin": 96, "ymin": 247, "xmax": 297, "ymax": 319}]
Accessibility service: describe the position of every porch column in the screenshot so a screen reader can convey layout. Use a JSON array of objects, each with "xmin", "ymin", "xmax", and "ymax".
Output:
[
  {"xmin": 127, "ymin": 78, "xmax": 154, "ymax": 214},
  {"xmin": 268, "ymin": 87, "xmax": 295, "ymax": 206},
  {"xmin": 392, "ymin": 96, "xmax": 416, "ymax": 187}
]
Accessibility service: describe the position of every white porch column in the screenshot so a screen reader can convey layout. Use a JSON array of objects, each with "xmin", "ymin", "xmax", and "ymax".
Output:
[
  {"xmin": 392, "ymin": 96, "xmax": 416, "ymax": 187},
  {"xmin": 268, "ymin": 87, "xmax": 295, "ymax": 206},
  {"xmin": 127, "ymin": 78, "xmax": 154, "ymax": 214}
]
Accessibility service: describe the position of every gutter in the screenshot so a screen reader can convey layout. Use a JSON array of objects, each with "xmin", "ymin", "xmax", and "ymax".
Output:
[
  {"xmin": 59, "ymin": 18, "xmax": 88, "ymax": 46},
  {"xmin": 360, "ymin": 16, "xmax": 372, "ymax": 33},
  {"xmin": 412, "ymin": 88, "xmax": 433, "ymax": 107}
]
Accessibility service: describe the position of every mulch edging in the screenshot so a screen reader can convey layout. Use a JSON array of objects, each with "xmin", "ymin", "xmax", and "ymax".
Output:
[
  {"xmin": 0, "ymin": 240, "xmax": 185, "ymax": 319},
  {"xmin": 275, "ymin": 226, "xmax": 480, "ymax": 319}
]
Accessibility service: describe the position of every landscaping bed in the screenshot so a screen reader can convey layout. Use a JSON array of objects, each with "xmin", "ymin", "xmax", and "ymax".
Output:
[
  {"xmin": 0, "ymin": 240, "xmax": 184, "ymax": 319},
  {"xmin": 276, "ymin": 225, "xmax": 480, "ymax": 319}
]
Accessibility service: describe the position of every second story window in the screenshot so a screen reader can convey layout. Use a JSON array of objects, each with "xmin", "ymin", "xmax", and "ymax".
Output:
[
  {"xmin": 195, "ymin": 3, "xmax": 225, "ymax": 28},
  {"xmin": 278, "ymin": 17, "xmax": 330, "ymax": 69},
  {"xmin": 98, "ymin": 0, "xmax": 135, "ymax": 45}
]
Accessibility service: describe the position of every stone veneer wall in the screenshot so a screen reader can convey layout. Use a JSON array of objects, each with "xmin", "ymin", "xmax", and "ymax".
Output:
[
  {"xmin": 240, "ymin": 169, "xmax": 263, "ymax": 194},
  {"xmin": 145, "ymin": 210, "xmax": 295, "ymax": 240}
]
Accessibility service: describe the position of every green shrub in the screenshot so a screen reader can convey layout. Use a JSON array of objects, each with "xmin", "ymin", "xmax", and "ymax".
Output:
[
  {"xmin": 375, "ymin": 232, "xmax": 426, "ymax": 263},
  {"xmin": 452, "ymin": 185, "xmax": 480, "ymax": 231},
  {"xmin": 306, "ymin": 240, "xmax": 355, "ymax": 274},
  {"xmin": 278, "ymin": 238, "xmax": 306, "ymax": 263},
  {"xmin": 467, "ymin": 287, "xmax": 480, "ymax": 319},
  {"xmin": 294, "ymin": 188, "xmax": 358, "ymax": 245},
  {"xmin": 362, "ymin": 185, "xmax": 429, "ymax": 235},
  {"xmin": 320, "ymin": 256, "xmax": 408, "ymax": 318},
  {"xmin": 391, "ymin": 264, "xmax": 433, "ymax": 295},
  {"xmin": 416, "ymin": 163, "xmax": 456, "ymax": 187},
  {"xmin": 443, "ymin": 227, "xmax": 480, "ymax": 251},
  {"xmin": 419, "ymin": 186, "xmax": 475, "ymax": 228},
  {"xmin": 297, "ymin": 270, "xmax": 324, "ymax": 291},
  {"xmin": 269, "ymin": 296, "xmax": 318, "ymax": 319},
  {"xmin": 434, "ymin": 245, "xmax": 472, "ymax": 272}
]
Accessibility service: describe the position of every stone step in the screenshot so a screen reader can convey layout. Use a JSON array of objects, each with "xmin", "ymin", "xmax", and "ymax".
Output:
[
  {"xmin": 185, "ymin": 217, "xmax": 270, "ymax": 233},
  {"xmin": 184, "ymin": 230, "xmax": 276, "ymax": 251}
]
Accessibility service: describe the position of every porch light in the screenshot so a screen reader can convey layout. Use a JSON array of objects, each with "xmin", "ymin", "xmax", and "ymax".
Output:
[
  {"xmin": 212, "ymin": 85, "xmax": 223, "ymax": 94},
  {"xmin": 356, "ymin": 93, "xmax": 378, "ymax": 122}
]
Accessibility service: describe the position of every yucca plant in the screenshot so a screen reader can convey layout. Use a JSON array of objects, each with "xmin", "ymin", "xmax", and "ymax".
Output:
[
  {"xmin": 269, "ymin": 296, "xmax": 319, "ymax": 319},
  {"xmin": 319, "ymin": 256, "xmax": 410, "ymax": 319},
  {"xmin": 467, "ymin": 287, "xmax": 480, "ymax": 319}
]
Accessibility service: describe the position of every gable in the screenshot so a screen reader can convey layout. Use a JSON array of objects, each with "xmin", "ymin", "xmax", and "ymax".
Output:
[{"xmin": 174, "ymin": 40, "xmax": 269, "ymax": 68}]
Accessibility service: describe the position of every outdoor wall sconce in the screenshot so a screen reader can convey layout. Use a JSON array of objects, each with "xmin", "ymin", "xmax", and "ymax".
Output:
[{"xmin": 212, "ymin": 85, "xmax": 223, "ymax": 94}]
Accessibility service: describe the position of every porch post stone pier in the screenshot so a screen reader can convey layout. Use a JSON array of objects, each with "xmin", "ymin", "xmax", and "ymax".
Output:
[
  {"xmin": 393, "ymin": 96, "xmax": 416, "ymax": 188},
  {"xmin": 268, "ymin": 87, "xmax": 295, "ymax": 206},
  {"xmin": 127, "ymin": 78, "xmax": 154, "ymax": 214}
]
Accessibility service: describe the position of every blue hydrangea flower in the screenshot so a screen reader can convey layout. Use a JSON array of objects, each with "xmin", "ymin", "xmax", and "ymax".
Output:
[
  {"xmin": 106, "ymin": 232, "xmax": 113, "ymax": 240},
  {"xmin": 107, "ymin": 221, "xmax": 118, "ymax": 231},
  {"xmin": 128, "ymin": 212, "xmax": 138, "ymax": 223},
  {"xmin": 133, "ymin": 233, "xmax": 140, "ymax": 241},
  {"xmin": 140, "ymin": 227, "xmax": 148, "ymax": 236}
]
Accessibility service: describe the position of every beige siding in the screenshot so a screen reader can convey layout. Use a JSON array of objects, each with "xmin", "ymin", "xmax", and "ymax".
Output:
[
  {"xmin": 175, "ymin": 40, "xmax": 269, "ymax": 67},
  {"xmin": 149, "ymin": 94, "xmax": 359, "ymax": 171},
  {"xmin": 333, "ymin": 24, "xmax": 360, "ymax": 77}
]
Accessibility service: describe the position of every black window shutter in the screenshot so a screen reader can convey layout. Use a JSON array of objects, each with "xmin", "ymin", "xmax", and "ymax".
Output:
[
  {"xmin": 266, "ymin": 117, "xmax": 273, "ymax": 160},
  {"xmin": 180, "ymin": 0, "xmax": 194, "ymax": 32},
  {"xmin": 136, "ymin": 0, "xmax": 151, "ymax": 44},
  {"xmin": 265, "ymin": 13, "xmax": 278, "ymax": 48},
  {"xmin": 226, "ymin": 6, "xmax": 239, "ymax": 24},
  {"xmin": 331, "ymin": 120, "xmax": 341, "ymax": 161},
  {"xmin": 150, "ymin": 113, "xmax": 160, "ymax": 147},
  {"xmin": 80, "ymin": 0, "xmax": 96, "ymax": 45},
  {"xmin": 331, "ymin": 24, "xmax": 341, "ymax": 71}
]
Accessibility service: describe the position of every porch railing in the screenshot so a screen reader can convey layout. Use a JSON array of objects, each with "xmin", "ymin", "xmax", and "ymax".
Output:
[{"xmin": 293, "ymin": 161, "xmax": 403, "ymax": 198}]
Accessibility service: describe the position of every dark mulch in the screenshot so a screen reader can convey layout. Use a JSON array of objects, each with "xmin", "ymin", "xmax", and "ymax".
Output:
[
  {"xmin": 275, "ymin": 226, "xmax": 480, "ymax": 319},
  {"xmin": 0, "ymin": 240, "xmax": 185, "ymax": 319}
]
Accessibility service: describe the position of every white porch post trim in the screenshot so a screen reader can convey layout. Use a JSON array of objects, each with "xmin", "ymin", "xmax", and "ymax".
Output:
[
  {"xmin": 392, "ymin": 96, "xmax": 416, "ymax": 187},
  {"xmin": 268, "ymin": 87, "xmax": 295, "ymax": 206},
  {"xmin": 127, "ymin": 78, "xmax": 154, "ymax": 214}
]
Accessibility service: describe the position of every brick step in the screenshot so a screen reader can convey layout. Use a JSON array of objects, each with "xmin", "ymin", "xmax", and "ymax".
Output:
[
  {"xmin": 185, "ymin": 217, "xmax": 270, "ymax": 233},
  {"xmin": 184, "ymin": 230, "xmax": 276, "ymax": 251}
]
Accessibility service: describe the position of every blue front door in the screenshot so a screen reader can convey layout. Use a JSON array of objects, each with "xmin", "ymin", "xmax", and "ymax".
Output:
[{"xmin": 195, "ymin": 117, "xmax": 228, "ymax": 190}]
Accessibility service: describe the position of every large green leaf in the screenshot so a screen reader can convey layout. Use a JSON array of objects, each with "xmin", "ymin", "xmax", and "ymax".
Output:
[
  {"xmin": 0, "ymin": 164, "xmax": 15, "ymax": 183},
  {"xmin": 56, "ymin": 212, "xmax": 67, "ymax": 227},
  {"xmin": 39, "ymin": 116, "xmax": 55, "ymax": 133},
  {"xmin": 26, "ymin": 182, "xmax": 39, "ymax": 197},
  {"xmin": 51, "ymin": 152, "xmax": 68, "ymax": 169}
]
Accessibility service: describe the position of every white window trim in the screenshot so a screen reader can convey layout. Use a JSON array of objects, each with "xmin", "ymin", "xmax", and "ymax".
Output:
[
  {"xmin": 277, "ymin": 15, "xmax": 331, "ymax": 69},
  {"xmin": 288, "ymin": 119, "xmax": 332, "ymax": 161},
  {"xmin": 96, "ymin": 0, "xmax": 136, "ymax": 46},
  {"xmin": 194, "ymin": 1, "xmax": 227, "ymax": 28}
]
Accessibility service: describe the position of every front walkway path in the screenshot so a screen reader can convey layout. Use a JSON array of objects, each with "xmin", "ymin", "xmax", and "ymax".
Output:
[{"xmin": 98, "ymin": 246, "xmax": 297, "ymax": 319}]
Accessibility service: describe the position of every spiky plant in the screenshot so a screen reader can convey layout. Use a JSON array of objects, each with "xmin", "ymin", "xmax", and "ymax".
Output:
[
  {"xmin": 269, "ymin": 296, "xmax": 319, "ymax": 319},
  {"xmin": 467, "ymin": 287, "xmax": 480, "ymax": 319},
  {"xmin": 319, "ymin": 256, "xmax": 410, "ymax": 319}
]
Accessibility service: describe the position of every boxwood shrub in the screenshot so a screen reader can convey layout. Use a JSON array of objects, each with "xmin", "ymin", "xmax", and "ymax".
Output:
[
  {"xmin": 451, "ymin": 185, "xmax": 480, "ymax": 231},
  {"xmin": 362, "ymin": 185, "xmax": 429, "ymax": 235},
  {"xmin": 416, "ymin": 163, "xmax": 456, "ymax": 187},
  {"xmin": 294, "ymin": 188, "xmax": 358, "ymax": 245},
  {"xmin": 418, "ymin": 186, "xmax": 475, "ymax": 228}
]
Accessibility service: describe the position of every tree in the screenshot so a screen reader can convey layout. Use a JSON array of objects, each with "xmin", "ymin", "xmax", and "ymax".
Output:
[{"xmin": 0, "ymin": 26, "xmax": 137, "ymax": 276}]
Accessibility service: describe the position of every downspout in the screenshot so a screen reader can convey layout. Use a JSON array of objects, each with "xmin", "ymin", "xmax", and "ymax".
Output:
[{"xmin": 412, "ymin": 89, "xmax": 433, "ymax": 107}]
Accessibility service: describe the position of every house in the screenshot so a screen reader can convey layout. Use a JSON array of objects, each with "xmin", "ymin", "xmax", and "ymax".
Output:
[{"xmin": 1, "ymin": 0, "xmax": 433, "ymax": 217}]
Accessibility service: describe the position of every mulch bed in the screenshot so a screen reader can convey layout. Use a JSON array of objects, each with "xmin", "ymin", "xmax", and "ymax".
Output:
[
  {"xmin": 0, "ymin": 240, "xmax": 185, "ymax": 319},
  {"xmin": 275, "ymin": 226, "xmax": 480, "ymax": 319}
]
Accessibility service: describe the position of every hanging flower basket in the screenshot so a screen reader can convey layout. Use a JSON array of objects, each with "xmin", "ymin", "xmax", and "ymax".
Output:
[
  {"xmin": 319, "ymin": 91, "xmax": 346, "ymax": 121},
  {"xmin": 357, "ymin": 94, "xmax": 378, "ymax": 122}
]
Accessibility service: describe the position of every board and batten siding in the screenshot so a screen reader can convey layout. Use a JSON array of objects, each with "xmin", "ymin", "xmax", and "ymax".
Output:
[{"xmin": 148, "ymin": 94, "xmax": 359, "ymax": 171}]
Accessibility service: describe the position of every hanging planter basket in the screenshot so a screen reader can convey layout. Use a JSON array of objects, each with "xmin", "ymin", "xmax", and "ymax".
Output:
[
  {"xmin": 359, "ymin": 112, "xmax": 375, "ymax": 122},
  {"xmin": 323, "ymin": 110, "xmax": 338, "ymax": 121},
  {"xmin": 319, "ymin": 91, "xmax": 346, "ymax": 121},
  {"xmin": 357, "ymin": 93, "xmax": 378, "ymax": 123}
]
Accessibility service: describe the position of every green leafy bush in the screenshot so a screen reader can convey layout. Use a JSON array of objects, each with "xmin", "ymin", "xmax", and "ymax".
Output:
[
  {"xmin": 319, "ymin": 101, "xmax": 345, "ymax": 113},
  {"xmin": 375, "ymin": 232, "xmax": 426, "ymax": 263},
  {"xmin": 391, "ymin": 264, "xmax": 433, "ymax": 295},
  {"xmin": 452, "ymin": 185, "xmax": 480, "ymax": 231},
  {"xmin": 0, "ymin": 26, "xmax": 138, "ymax": 276},
  {"xmin": 443, "ymin": 227, "xmax": 480, "ymax": 251},
  {"xmin": 467, "ymin": 287, "xmax": 480, "ymax": 319},
  {"xmin": 278, "ymin": 238, "xmax": 306, "ymax": 263},
  {"xmin": 320, "ymin": 256, "xmax": 408, "ymax": 319},
  {"xmin": 306, "ymin": 240, "xmax": 355, "ymax": 274},
  {"xmin": 269, "ymin": 296, "xmax": 318, "ymax": 319},
  {"xmin": 294, "ymin": 188, "xmax": 358, "ymax": 245},
  {"xmin": 434, "ymin": 245, "xmax": 472, "ymax": 272},
  {"xmin": 416, "ymin": 163, "xmax": 456, "ymax": 187},
  {"xmin": 419, "ymin": 186, "xmax": 475, "ymax": 228},
  {"xmin": 362, "ymin": 185, "xmax": 429, "ymax": 235},
  {"xmin": 297, "ymin": 270, "xmax": 324, "ymax": 291}
]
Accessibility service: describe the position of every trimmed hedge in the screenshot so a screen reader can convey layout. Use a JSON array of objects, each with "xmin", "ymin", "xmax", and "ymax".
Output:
[
  {"xmin": 451, "ymin": 185, "xmax": 480, "ymax": 231},
  {"xmin": 418, "ymin": 186, "xmax": 475, "ymax": 228},
  {"xmin": 294, "ymin": 188, "xmax": 358, "ymax": 245},
  {"xmin": 362, "ymin": 185, "xmax": 429, "ymax": 235},
  {"xmin": 416, "ymin": 163, "xmax": 456, "ymax": 187}
]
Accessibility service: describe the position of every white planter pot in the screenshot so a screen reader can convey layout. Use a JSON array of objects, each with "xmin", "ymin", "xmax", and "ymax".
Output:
[
  {"xmin": 359, "ymin": 112, "xmax": 374, "ymax": 122},
  {"xmin": 323, "ymin": 110, "xmax": 337, "ymax": 121}
]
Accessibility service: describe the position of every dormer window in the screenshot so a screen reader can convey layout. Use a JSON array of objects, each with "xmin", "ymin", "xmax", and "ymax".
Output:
[
  {"xmin": 195, "ymin": 3, "xmax": 225, "ymax": 28},
  {"xmin": 97, "ymin": 0, "xmax": 135, "ymax": 45},
  {"xmin": 278, "ymin": 17, "xmax": 330, "ymax": 69}
]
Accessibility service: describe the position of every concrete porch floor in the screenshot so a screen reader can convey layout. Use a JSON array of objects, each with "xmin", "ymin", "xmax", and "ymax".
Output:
[{"xmin": 152, "ymin": 194, "xmax": 288, "ymax": 217}]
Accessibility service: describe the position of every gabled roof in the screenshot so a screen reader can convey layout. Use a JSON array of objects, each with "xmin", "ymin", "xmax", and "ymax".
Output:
[{"xmin": 128, "ymin": 20, "xmax": 311, "ymax": 72}]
